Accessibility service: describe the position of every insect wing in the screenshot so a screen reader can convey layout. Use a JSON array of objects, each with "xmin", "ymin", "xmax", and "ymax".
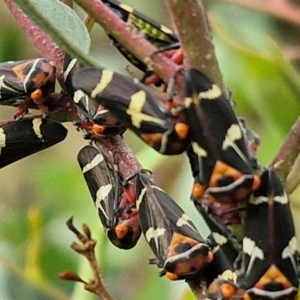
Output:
[
  {"xmin": 136, "ymin": 173, "xmax": 173, "ymax": 263},
  {"xmin": 72, "ymin": 68, "xmax": 177, "ymax": 139},
  {"xmin": 204, "ymin": 232, "xmax": 240, "ymax": 299},
  {"xmin": 74, "ymin": 89, "xmax": 125, "ymax": 136},
  {"xmin": 0, "ymin": 63, "xmax": 26, "ymax": 101},
  {"xmin": 73, "ymin": 68, "xmax": 190, "ymax": 154},
  {"xmin": 0, "ymin": 117, "xmax": 67, "ymax": 168},
  {"xmin": 102, "ymin": 0, "xmax": 178, "ymax": 72},
  {"xmin": 63, "ymin": 54, "xmax": 90, "ymax": 119},
  {"xmin": 63, "ymin": 55, "xmax": 125, "ymax": 137},
  {"xmin": 203, "ymin": 233, "xmax": 239, "ymax": 299},
  {"xmin": 185, "ymin": 68, "xmax": 252, "ymax": 174},
  {"xmin": 194, "ymin": 202, "xmax": 239, "ymax": 290},
  {"xmin": 63, "ymin": 54, "xmax": 79, "ymax": 96},
  {"xmin": 137, "ymin": 171, "xmax": 205, "ymax": 264},
  {"xmin": 2, "ymin": 59, "xmax": 55, "ymax": 102},
  {"xmin": 20, "ymin": 58, "xmax": 56, "ymax": 100},
  {"xmin": 185, "ymin": 68, "xmax": 260, "ymax": 200},
  {"xmin": 103, "ymin": 0, "xmax": 177, "ymax": 44},
  {"xmin": 77, "ymin": 145, "xmax": 141, "ymax": 249},
  {"xmin": 242, "ymin": 169, "xmax": 299, "ymax": 299},
  {"xmin": 77, "ymin": 145, "xmax": 117, "ymax": 228},
  {"xmin": 194, "ymin": 197, "xmax": 241, "ymax": 255}
]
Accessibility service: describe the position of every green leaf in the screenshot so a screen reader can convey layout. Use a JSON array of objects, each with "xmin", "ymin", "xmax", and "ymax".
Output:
[{"xmin": 14, "ymin": 0, "xmax": 100, "ymax": 67}]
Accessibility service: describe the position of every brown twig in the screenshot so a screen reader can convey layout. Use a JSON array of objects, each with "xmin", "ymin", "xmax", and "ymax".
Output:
[
  {"xmin": 270, "ymin": 116, "xmax": 300, "ymax": 182},
  {"xmin": 44, "ymin": 92, "xmax": 80, "ymax": 123},
  {"xmin": 60, "ymin": 217, "xmax": 115, "ymax": 300},
  {"xmin": 286, "ymin": 153, "xmax": 300, "ymax": 194},
  {"xmin": 165, "ymin": 0, "xmax": 225, "ymax": 92},
  {"xmin": 93, "ymin": 136, "xmax": 142, "ymax": 181}
]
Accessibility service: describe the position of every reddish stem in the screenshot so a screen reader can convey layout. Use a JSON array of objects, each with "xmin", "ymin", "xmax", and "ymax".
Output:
[
  {"xmin": 165, "ymin": 0, "xmax": 225, "ymax": 92},
  {"xmin": 4, "ymin": 0, "xmax": 65, "ymax": 83},
  {"xmin": 73, "ymin": 0, "xmax": 185, "ymax": 94}
]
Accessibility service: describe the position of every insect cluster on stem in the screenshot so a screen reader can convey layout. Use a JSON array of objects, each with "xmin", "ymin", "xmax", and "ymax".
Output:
[{"xmin": 1, "ymin": 0, "xmax": 299, "ymax": 299}]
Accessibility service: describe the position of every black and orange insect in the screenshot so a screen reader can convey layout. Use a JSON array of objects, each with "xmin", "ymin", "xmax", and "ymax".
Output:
[
  {"xmin": 101, "ymin": 0, "xmax": 182, "ymax": 85},
  {"xmin": 136, "ymin": 169, "xmax": 213, "ymax": 280},
  {"xmin": 0, "ymin": 58, "xmax": 56, "ymax": 118},
  {"xmin": 238, "ymin": 169, "xmax": 299, "ymax": 300},
  {"xmin": 72, "ymin": 67, "xmax": 189, "ymax": 154},
  {"xmin": 185, "ymin": 68, "xmax": 261, "ymax": 202},
  {"xmin": 77, "ymin": 145, "xmax": 141, "ymax": 249}
]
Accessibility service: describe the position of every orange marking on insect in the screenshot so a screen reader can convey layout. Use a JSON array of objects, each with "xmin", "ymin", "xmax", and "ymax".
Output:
[
  {"xmin": 254, "ymin": 264, "xmax": 293, "ymax": 290},
  {"xmin": 141, "ymin": 133, "xmax": 164, "ymax": 143},
  {"xmin": 115, "ymin": 225, "xmax": 129, "ymax": 238},
  {"xmin": 175, "ymin": 122, "xmax": 188, "ymax": 139},
  {"xmin": 207, "ymin": 279, "xmax": 238, "ymax": 299},
  {"xmin": 165, "ymin": 272, "xmax": 178, "ymax": 280},
  {"xmin": 192, "ymin": 183, "xmax": 205, "ymax": 198},
  {"xmin": 209, "ymin": 161, "xmax": 243, "ymax": 187},
  {"xmin": 252, "ymin": 175, "xmax": 261, "ymax": 191},
  {"xmin": 93, "ymin": 124, "xmax": 105, "ymax": 135},
  {"xmin": 12, "ymin": 61, "xmax": 33, "ymax": 81},
  {"xmin": 166, "ymin": 246, "xmax": 212, "ymax": 279},
  {"xmin": 220, "ymin": 283, "xmax": 237, "ymax": 298},
  {"xmin": 31, "ymin": 89, "xmax": 43, "ymax": 103},
  {"xmin": 32, "ymin": 72, "xmax": 48, "ymax": 86},
  {"xmin": 167, "ymin": 233, "xmax": 199, "ymax": 256},
  {"xmin": 234, "ymin": 187, "xmax": 253, "ymax": 201},
  {"xmin": 242, "ymin": 293, "xmax": 251, "ymax": 300}
]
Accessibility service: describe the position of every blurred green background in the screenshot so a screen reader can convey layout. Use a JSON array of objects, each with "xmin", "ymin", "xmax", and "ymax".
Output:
[{"xmin": 0, "ymin": 0, "xmax": 300, "ymax": 299}]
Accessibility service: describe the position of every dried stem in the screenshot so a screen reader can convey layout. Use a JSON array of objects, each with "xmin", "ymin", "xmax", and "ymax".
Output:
[
  {"xmin": 269, "ymin": 116, "xmax": 300, "ymax": 183},
  {"xmin": 286, "ymin": 153, "xmax": 300, "ymax": 194},
  {"xmin": 62, "ymin": 217, "xmax": 115, "ymax": 300}
]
